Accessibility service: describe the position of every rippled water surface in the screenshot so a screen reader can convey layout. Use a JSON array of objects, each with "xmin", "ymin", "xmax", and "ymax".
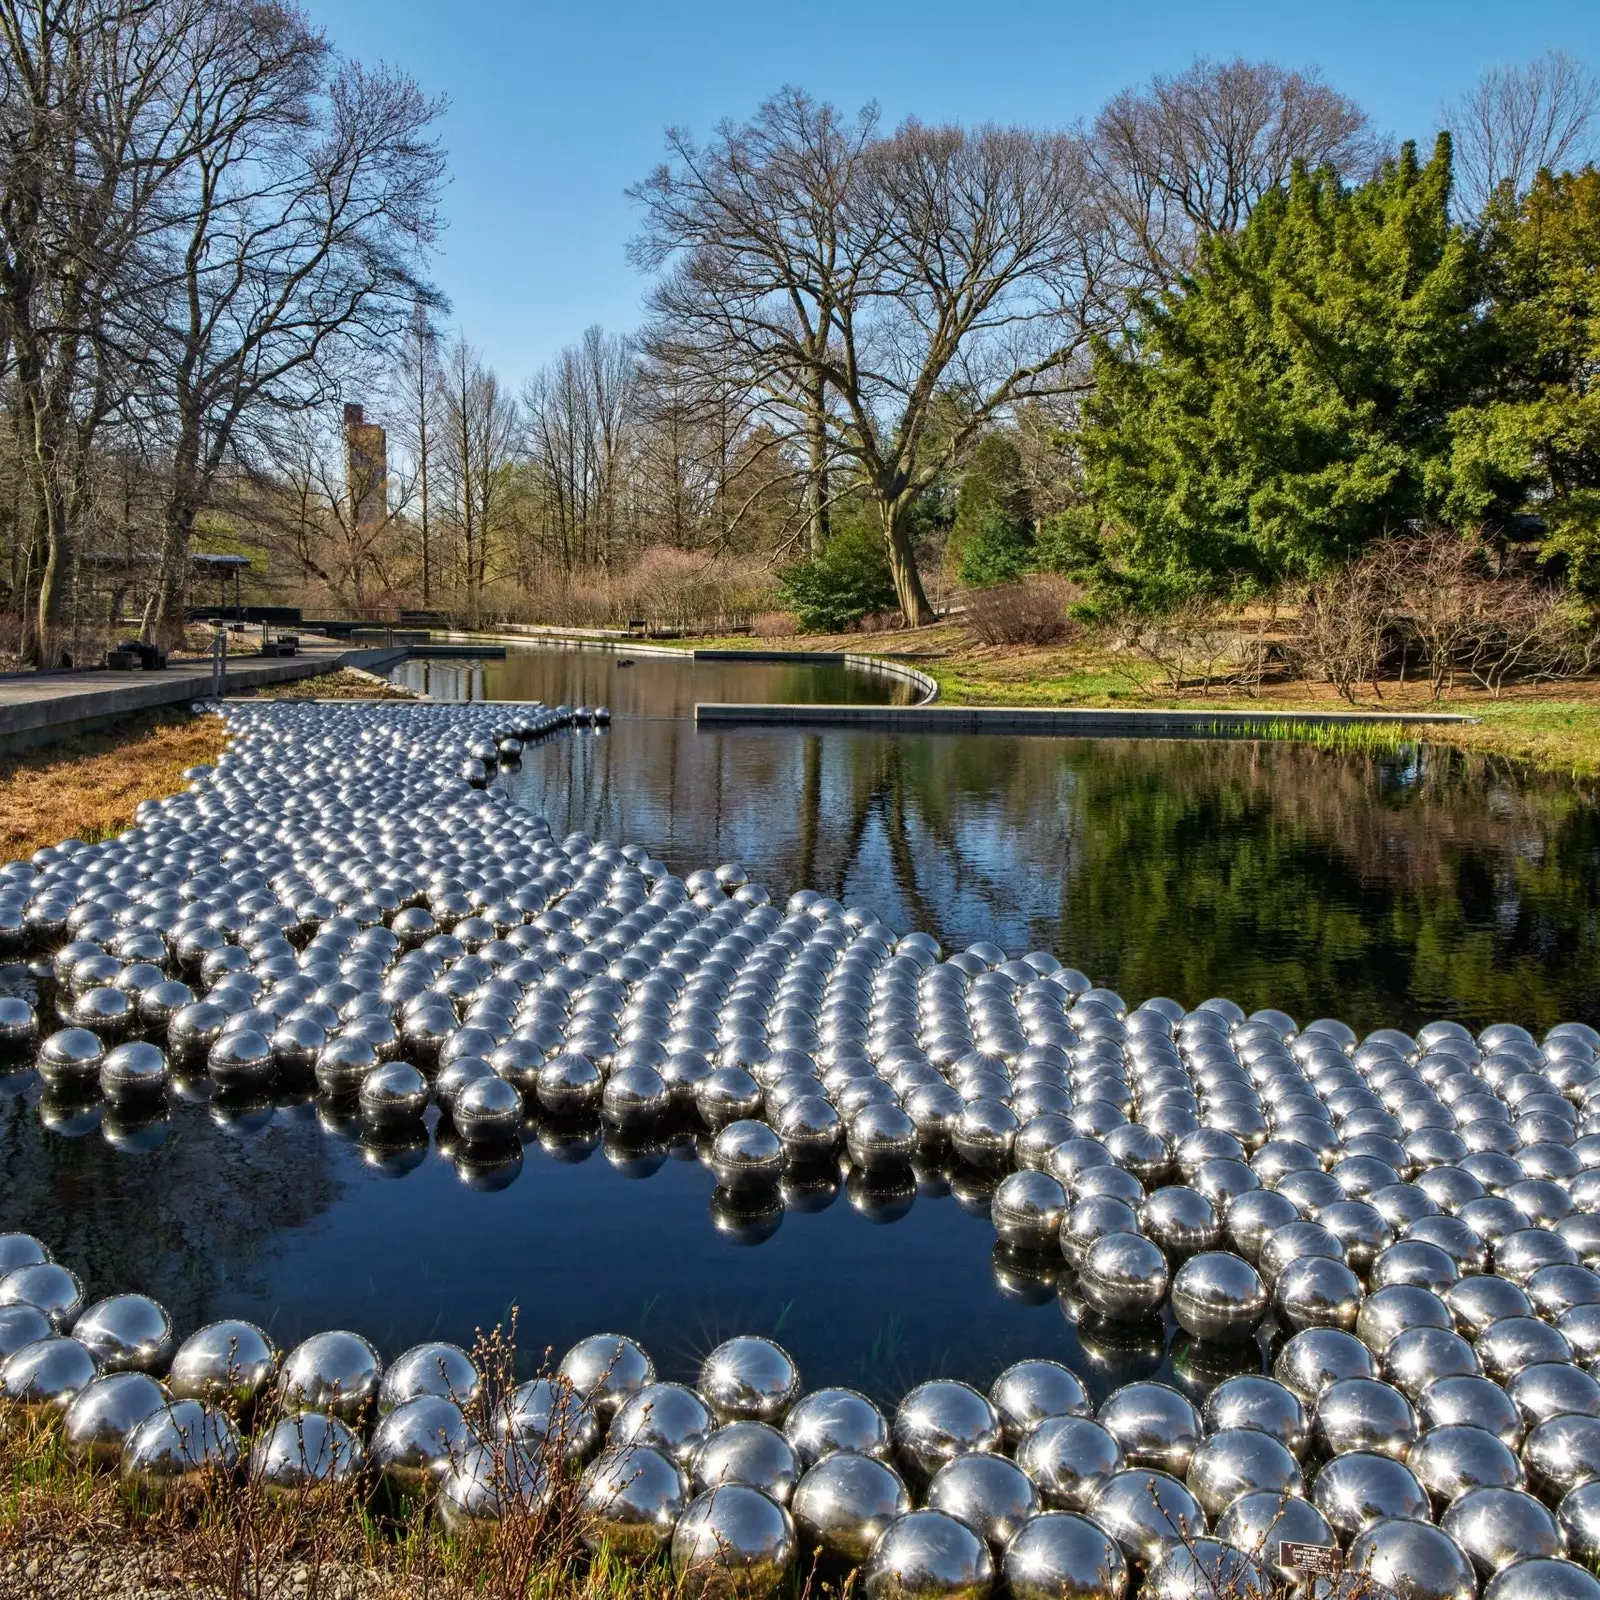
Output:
[{"xmin": 4, "ymin": 642, "xmax": 1600, "ymax": 1395}]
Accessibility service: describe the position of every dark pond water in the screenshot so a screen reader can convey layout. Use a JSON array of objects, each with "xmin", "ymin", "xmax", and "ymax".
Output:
[
  {"xmin": 4, "ymin": 640, "xmax": 1600, "ymax": 1399},
  {"xmin": 386, "ymin": 643, "xmax": 917, "ymax": 713}
]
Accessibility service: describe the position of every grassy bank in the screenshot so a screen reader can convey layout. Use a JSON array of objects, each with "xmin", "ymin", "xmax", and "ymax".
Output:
[
  {"xmin": 0, "ymin": 670, "xmax": 415, "ymax": 859},
  {"xmin": 662, "ymin": 623, "xmax": 1600, "ymax": 778},
  {"xmin": 0, "ymin": 1403, "xmax": 687, "ymax": 1600},
  {"xmin": 0, "ymin": 711, "xmax": 229, "ymax": 859}
]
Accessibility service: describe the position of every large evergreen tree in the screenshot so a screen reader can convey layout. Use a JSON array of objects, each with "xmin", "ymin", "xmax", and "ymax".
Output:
[
  {"xmin": 1079, "ymin": 136, "xmax": 1484, "ymax": 607},
  {"xmin": 1449, "ymin": 169, "xmax": 1600, "ymax": 591}
]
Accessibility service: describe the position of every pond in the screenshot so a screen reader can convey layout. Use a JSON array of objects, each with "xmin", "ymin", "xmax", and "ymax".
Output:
[
  {"xmin": 2, "ymin": 641, "xmax": 1599, "ymax": 1409},
  {"xmin": 407, "ymin": 644, "xmax": 1600, "ymax": 1040}
]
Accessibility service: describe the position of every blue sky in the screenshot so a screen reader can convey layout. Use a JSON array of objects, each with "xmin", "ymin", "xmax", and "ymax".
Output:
[{"xmin": 311, "ymin": 0, "xmax": 1600, "ymax": 390}]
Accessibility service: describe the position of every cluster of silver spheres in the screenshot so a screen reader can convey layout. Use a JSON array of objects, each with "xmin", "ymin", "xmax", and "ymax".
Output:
[{"xmin": 4, "ymin": 701, "xmax": 1600, "ymax": 1600}]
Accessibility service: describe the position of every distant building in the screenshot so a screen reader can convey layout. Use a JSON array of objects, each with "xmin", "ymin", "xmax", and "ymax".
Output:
[{"xmin": 344, "ymin": 403, "xmax": 389, "ymax": 533}]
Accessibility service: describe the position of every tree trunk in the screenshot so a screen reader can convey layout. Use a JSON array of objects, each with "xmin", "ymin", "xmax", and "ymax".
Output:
[
  {"xmin": 152, "ymin": 421, "xmax": 203, "ymax": 636},
  {"xmin": 805, "ymin": 378, "xmax": 830, "ymax": 556},
  {"xmin": 879, "ymin": 499, "xmax": 933, "ymax": 626}
]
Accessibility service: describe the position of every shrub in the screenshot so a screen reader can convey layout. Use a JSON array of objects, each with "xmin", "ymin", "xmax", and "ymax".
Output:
[
  {"xmin": 1292, "ymin": 528, "xmax": 1600, "ymax": 702},
  {"xmin": 957, "ymin": 502, "xmax": 1035, "ymax": 588},
  {"xmin": 751, "ymin": 609, "xmax": 799, "ymax": 637},
  {"xmin": 777, "ymin": 521, "xmax": 900, "ymax": 632},
  {"xmin": 964, "ymin": 576, "xmax": 1078, "ymax": 646}
]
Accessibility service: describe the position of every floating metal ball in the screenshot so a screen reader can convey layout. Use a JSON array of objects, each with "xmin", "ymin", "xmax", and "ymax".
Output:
[
  {"xmin": 1557, "ymin": 1481, "xmax": 1600, "ymax": 1564},
  {"xmin": 252, "ymin": 1412, "xmax": 366, "ymax": 1495},
  {"xmin": 691, "ymin": 1421, "xmax": 802, "ymax": 1504},
  {"xmin": 775, "ymin": 1096, "xmax": 844, "ymax": 1161},
  {"xmin": 849, "ymin": 1103, "xmax": 919, "ymax": 1170},
  {"xmin": 990, "ymin": 1173, "xmax": 1068, "ymax": 1252},
  {"xmin": 924, "ymin": 1451, "xmax": 1040, "ymax": 1550},
  {"xmin": 360, "ymin": 1061, "xmax": 430, "ymax": 1125},
  {"xmin": 1003, "ymin": 1510, "xmax": 1128, "ymax": 1600},
  {"xmin": 1447, "ymin": 1276, "xmax": 1534, "ymax": 1340},
  {"xmin": 1316, "ymin": 1377, "xmax": 1420, "ymax": 1460},
  {"xmin": 711, "ymin": 1121, "xmax": 785, "ymax": 1190},
  {"xmin": 0, "ymin": 1234, "xmax": 50, "ymax": 1274},
  {"xmin": 454, "ymin": 1074, "xmax": 523, "ymax": 1141},
  {"xmin": 561, "ymin": 1333, "xmax": 656, "ymax": 1419},
  {"xmin": 951, "ymin": 1100, "xmax": 1019, "ymax": 1169},
  {"xmin": 61, "ymin": 1371, "xmax": 168, "ymax": 1466},
  {"xmin": 861, "ymin": 1508, "xmax": 996, "ymax": 1600},
  {"xmin": 1169, "ymin": 1251, "xmax": 1267, "ymax": 1343},
  {"xmin": 1347, "ymin": 1517, "xmax": 1479, "ymax": 1600},
  {"xmin": 1086, "ymin": 1468, "xmax": 1207, "ymax": 1567},
  {"xmin": 1524, "ymin": 1414, "xmax": 1600, "ymax": 1501},
  {"xmin": 1274, "ymin": 1328, "xmax": 1379, "ymax": 1407},
  {"xmin": 1275, "ymin": 1254, "xmax": 1366, "ymax": 1333},
  {"xmin": 0, "ymin": 995, "xmax": 38, "ymax": 1053},
  {"xmin": 1482, "ymin": 1559, "xmax": 1600, "ymax": 1600},
  {"xmin": 1419, "ymin": 1376, "xmax": 1527, "ymax": 1453},
  {"xmin": 0, "ymin": 1260, "xmax": 84, "ymax": 1327},
  {"xmin": 1311, "ymin": 1451, "xmax": 1431, "ymax": 1539},
  {"xmin": 120, "ymin": 1398, "xmax": 240, "ymax": 1498},
  {"xmin": 1183, "ymin": 1426, "xmax": 1303, "ymax": 1519},
  {"xmin": 207, "ymin": 1029, "xmax": 273, "ymax": 1092},
  {"xmin": 989, "ymin": 1359, "xmax": 1091, "ymax": 1444},
  {"xmin": 1442, "ymin": 1485, "xmax": 1565, "ymax": 1578},
  {"xmin": 1477, "ymin": 1316, "xmax": 1575, "ymax": 1383},
  {"xmin": 673, "ymin": 1484, "xmax": 796, "ymax": 1600},
  {"xmin": 379, "ymin": 1341, "xmax": 479, "ymax": 1411},
  {"xmin": 608, "ymin": 1382, "xmax": 716, "ymax": 1465},
  {"xmin": 1213, "ymin": 1491, "xmax": 1336, "ymax": 1583},
  {"xmin": 0, "ymin": 1304, "xmax": 53, "ymax": 1361},
  {"xmin": 1410, "ymin": 1425, "xmax": 1525, "ymax": 1509},
  {"xmin": 1009, "ymin": 1415, "xmax": 1121, "ymax": 1512},
  {"xmin": 538, "ymin": 1052, "xmax": 603, "ymax": 1114},
  {"xmin": 1203, "ymin": 1374, "xmax": 1311, "ymax": 1459},
  {"xmin": 579, "ymin": 1443, "xmax": 691, "ymax": 1556},
  {"xmin": 457, "ymin": 1364, "xmax": 569, "ymax": 1451},
  {"xmin": 1097, "ymin": 1382, "xmax": 1203, "ymax": 1478},
  {"xmin": 1383, "ymin": 1326, "xmax": 1482, "ymax": 1400},
  {"xmin": 791, "ymin": 1451, "xmax": 912, "ymax": 1564},
  {"xmin": 604, "ymin": 1063, "xmax": 672, "ymax": 1127},
  {"xmin": 699, "ymin": 1337, "xmax": 800, "ymax": 1423},
  {"xmin": 72, "ymin": 1294, "xmax": 173, "ymax": 1373},
  {"xmin": 784, "ymin": 1387, "xmax": 892, "ymax": 1466},
  {"xmin": 438, "ymin": 1441, "xmax": 552, "ymax": 1535},
  {"xmin": 1225, "ymin": 1188, "xmax": 1301, "ymax": 1264},
  {"xmin": 37, "ymin": 1026, "xmax": 106, "ymax": 1089},
  {"xmin": 1080, "ymin": 1233, "xmax": 1168, "ymax": 1320},
  {"xmin": 276, "ymin": 1329, "xmax": 382, "ymax": 1422},
  {"xmin": 1138, "ymin": 1186, "xmax": 1221, "ymax": 1258},
  {"xmin": 893, "ymin": 1381, "xmax": 1004, "ymax": 1483},
  {"xmin": 0, "ymin": 1334, "xmax": 98, "ymax": 1411},
  {"xmin": 370, "ymin": 1395, "xmax": 473, "ymax": 1488},
  {"xmin": 168, "ymin": 1319, "xmax": 277, "ymax": 1409}
]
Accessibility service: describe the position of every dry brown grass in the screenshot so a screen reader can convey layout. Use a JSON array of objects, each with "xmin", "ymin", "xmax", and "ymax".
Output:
[
  {"xmin": 0, "ymin": 711, "xmax": 228, "ymax": 860},
  {"xmin": 0, "ymin": 1325, "xmax": 781, "ymax": 1600}
]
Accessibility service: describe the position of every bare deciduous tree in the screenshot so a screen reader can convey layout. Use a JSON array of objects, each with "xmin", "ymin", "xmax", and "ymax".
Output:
[
  {"xmin": 1092, "ymin": 56, "xmax": 1373, "ymax": 284},
  {"xmin": 1445, "ymin": 50, "xmax": 1600, "ymax": 219},
  {"xmin": 141, "ymin": 9, "xmax": 446, "ymax": 631},
  {"xmin": 634, "ymin": 91, "xmax": 1120, "ymax": 624},
  {"xmin": 438, "ymin": 336, "xmax": 517, "ymax": 625}
]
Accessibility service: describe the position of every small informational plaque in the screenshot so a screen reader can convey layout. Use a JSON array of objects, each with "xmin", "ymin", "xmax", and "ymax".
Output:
[{"xmin": 1280, "ymin": 1541, "xmax": 1342, "ymax": 1576}]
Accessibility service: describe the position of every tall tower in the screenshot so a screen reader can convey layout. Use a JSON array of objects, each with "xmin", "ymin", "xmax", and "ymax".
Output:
[{"xmin": 344, "ymin": 403, "xmax": 389, "ymax": 533}]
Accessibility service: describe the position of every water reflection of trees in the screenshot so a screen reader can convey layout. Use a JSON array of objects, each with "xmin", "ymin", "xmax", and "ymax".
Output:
[
  {"xmin": 526, "ymin": 729, "xmax": 1600, "ymax": 1035},
  {"xmin": 0, "ymin": 1090, "xmax": 340, "ymax": 1332}
]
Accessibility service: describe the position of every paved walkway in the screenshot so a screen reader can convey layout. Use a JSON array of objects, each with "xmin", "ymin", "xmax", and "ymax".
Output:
[{"xmin": 0, "ymin": 641, "xmax": 408, "ymax": 746}]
